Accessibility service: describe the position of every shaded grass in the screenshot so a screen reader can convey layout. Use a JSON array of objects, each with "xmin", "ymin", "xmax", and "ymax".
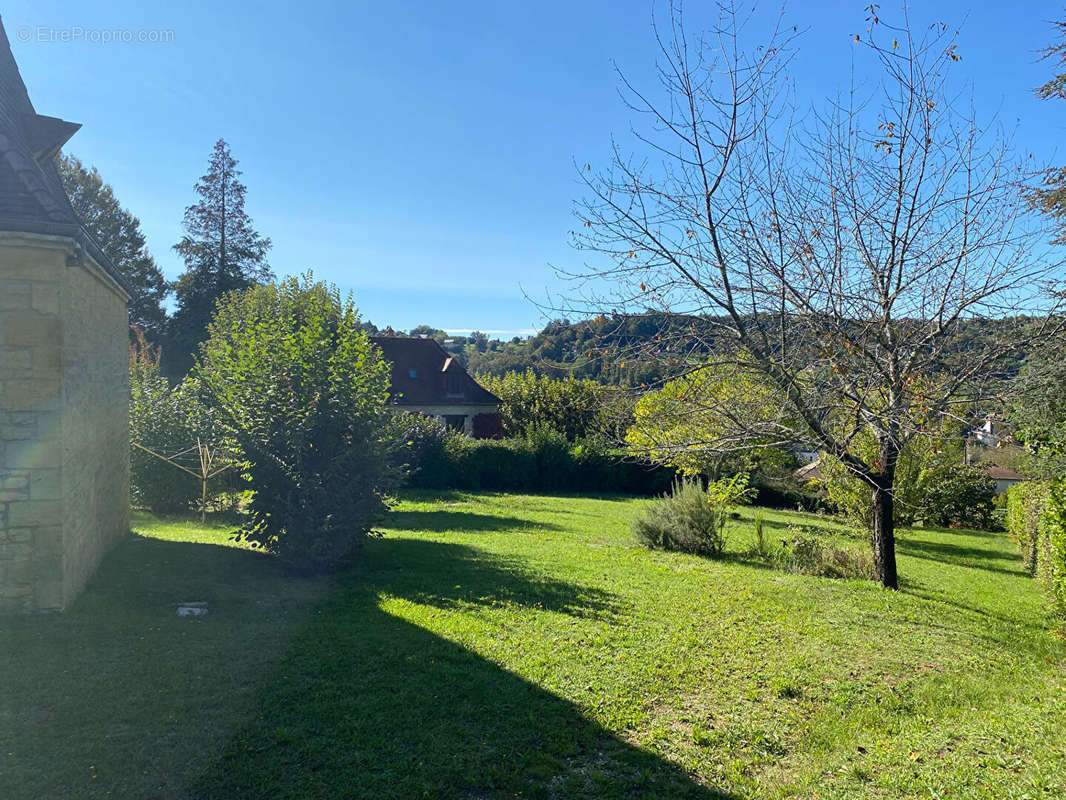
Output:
[
  {"xmin": 0, "ymin": 513, "xmax": 324, "ymax": 799},
  {"xmin": 2, "ymin": 495, "xmax": 1065, "ymax": 799}
]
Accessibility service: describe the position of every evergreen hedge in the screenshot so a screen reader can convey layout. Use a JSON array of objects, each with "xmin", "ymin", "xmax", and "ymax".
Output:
[
  {"xmin": 1006, "ymin": 480, "xmax": 1066, "ymax": 614},
  {"xmin": 402, "ymin": 426, "xmax": 677, "ymax": 495}
]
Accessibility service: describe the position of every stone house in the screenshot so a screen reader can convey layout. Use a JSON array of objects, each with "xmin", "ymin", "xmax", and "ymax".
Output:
[
  {"xmin": 371, "ymin": 335, "xmax": 501, "ymax": 437},
  {"xmin": 0, "ymin": 19, "xmax": 131, "ymax": 611}
]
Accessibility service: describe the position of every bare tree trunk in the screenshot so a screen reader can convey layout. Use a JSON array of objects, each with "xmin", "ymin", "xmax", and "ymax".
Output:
[{"xmin": 870, "ymin": 460, "xmax": 899, "ymax": 590}]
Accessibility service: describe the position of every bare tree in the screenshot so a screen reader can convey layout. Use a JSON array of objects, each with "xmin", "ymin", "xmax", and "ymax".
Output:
[{"xmin": 568, "ymin": 3, "xmax": 1063, "ymax": 588}]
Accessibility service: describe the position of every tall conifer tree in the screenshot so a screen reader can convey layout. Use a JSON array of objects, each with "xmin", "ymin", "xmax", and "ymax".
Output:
[{"xmin": 168, "ymin": 138, "xmax": 272, "ymax": 376}]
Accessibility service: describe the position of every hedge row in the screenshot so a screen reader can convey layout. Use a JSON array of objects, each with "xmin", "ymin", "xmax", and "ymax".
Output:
[
  {"xmin": 407, "ymin": 433, "xmax": 678, "ymax": 495},
  {"xmin": 1006, "ymin": 480, "xmax": 1066, "ymax": 615}
]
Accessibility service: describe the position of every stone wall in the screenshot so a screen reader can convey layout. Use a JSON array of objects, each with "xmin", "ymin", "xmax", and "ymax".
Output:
[{"xmin": 0, "ymin": 232, "xmax": 129, "ymax": 611}]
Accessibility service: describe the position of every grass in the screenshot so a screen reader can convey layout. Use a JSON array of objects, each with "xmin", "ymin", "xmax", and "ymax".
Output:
[{"xmin": 1, "ymin": 494, "xmax": 1064, "ymax": 799}]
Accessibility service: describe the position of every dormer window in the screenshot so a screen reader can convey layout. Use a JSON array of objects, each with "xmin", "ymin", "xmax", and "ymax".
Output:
[{"xmin": 445, "ymin": 371, "xmax": 463, "ymax": 396}]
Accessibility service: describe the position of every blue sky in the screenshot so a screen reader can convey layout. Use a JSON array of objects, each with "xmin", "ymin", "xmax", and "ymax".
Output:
[{"xmin": 5, "ymin": 0, "xmax": 1066, "ymax": 336}]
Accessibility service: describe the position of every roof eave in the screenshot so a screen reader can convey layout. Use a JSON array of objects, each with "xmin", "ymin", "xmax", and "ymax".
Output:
[{"xmin": 0, "ymin": 218, "xmax": 133, "ymax": 298}]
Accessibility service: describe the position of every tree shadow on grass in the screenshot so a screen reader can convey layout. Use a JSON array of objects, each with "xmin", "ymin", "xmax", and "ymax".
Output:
[
  {"xmin": 187, "ymin": 537, "xmax": 734, "ymax": 800},
  {"xmin": 899, "ymin": 580, "xmax": 1052, "ymax": 637},
  {"xmin": 378, "ymin": 538, "xmax": 622, "ymax": 619},
  {"xmin": 895, "ymin": 535, "xmax": 1025, "ymax": 577},
  {"xmin": 384, "ymin": 509, "xmax": 563, "ymax": 534}
]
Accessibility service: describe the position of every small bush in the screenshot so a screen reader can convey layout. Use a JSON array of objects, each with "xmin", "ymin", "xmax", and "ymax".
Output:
[
  {"xmin": 632, "ymin": 479, "xmax": 727, "ymax": 555},
  {"xmin": 770, "ymin": 526, "xmax": 873, "ymax": 579},
  {"xmin": 632, "ymin": 475, "xmax": 752, "ymax": 556},
  {"xmin": 752, "ymin": 510, "xmax": 769, "ymax": 557}
]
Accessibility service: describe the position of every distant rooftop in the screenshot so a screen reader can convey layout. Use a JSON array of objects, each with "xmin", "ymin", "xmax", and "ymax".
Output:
[
  {"xmin": 371, "ymin": 335, "xmax": 500, "ymax": 406},
  {"xmin": 981, "ymin": 464, "xmax": 1026, "ymax": 481}
]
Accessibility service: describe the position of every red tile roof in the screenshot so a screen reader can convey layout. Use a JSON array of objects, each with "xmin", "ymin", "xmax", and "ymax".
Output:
[{"xmin": 981, "ymin": 464, "xmax": 1026, "ymax": 481}]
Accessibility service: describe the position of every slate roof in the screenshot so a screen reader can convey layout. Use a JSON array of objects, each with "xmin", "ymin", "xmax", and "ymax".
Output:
[
  {"xmin": 0, "ymin": 16, "xmax": 129, "ymax": 294},
  {"xmin": 371, "ymin": 336, "xmax": 501, "ymax": 407}
]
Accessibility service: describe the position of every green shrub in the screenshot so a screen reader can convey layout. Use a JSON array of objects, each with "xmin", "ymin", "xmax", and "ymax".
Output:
[
  {"xmin": 632, "ymin": 475, "xmax": 752, "ymax": 556},
  {"xmin": 752, "ymin": 510, "xmax": 769, "ymax": 557},
  {"xmin": 632, "ymin": 480, "xmax": 725, "ymax": 555},
  {"xmin": 390, "ymin": 413, "xmax": 453, "ymax": 487},
  {"xmin": 196, "ymin": 276, "xmax": 397, "ymax": 573},
  {"xmin": 1005, "ymin": 479, "xmax": 1066, "ymax": 614},
  {"xmin": 129, "ymin": 336, "xmax": 227, "ymax": 513},
  {"xmin": 436, "ymin": 436, "xmax": 522, "ymax": 490},
  {"xmin": 398, "ymin": 429, "xmax": 677, "ymax": 495},
  {"xmin": 919, "ymin": 466, "xmax": 998, "ymax": 529}
]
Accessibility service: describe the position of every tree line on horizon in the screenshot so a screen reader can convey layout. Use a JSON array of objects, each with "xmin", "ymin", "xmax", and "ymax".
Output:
[{"xmin": 55, "ymin": 138, "xmax": 1047, "ymax": 397}]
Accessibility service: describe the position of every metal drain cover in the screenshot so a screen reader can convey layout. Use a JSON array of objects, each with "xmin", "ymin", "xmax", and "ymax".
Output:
[{"xmin": 177, "ymin": 601, "xmax": 208, "ymax": 616}]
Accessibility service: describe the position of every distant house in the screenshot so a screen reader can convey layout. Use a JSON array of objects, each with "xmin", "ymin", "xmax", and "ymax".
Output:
[
  {"xmin": 970, "ymin": 414, "xmax": 1014, "ymax": 449},
  {"xmin": 371, "ymin": 335, "xmax": 501, "ymax": 437},
  {"xmin": 981, "ymin": 464, "xmax": 1026, "ymax": 495}
]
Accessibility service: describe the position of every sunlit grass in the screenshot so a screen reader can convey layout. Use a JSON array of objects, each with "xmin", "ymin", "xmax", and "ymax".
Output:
[{"xmin": 2, "ymin": 493, "xmax": 1063, "ymax": 799}]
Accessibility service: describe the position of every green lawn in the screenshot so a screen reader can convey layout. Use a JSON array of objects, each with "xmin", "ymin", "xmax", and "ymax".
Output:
[{"xmin": 1, "ymin": 493, "xmax": 1064, "ymax": 799}]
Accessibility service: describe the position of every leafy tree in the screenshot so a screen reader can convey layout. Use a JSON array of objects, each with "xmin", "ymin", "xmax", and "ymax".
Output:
[
  {"xmin": 626, "ymin": 366, "xmax": 786, "ymax": 478},
  {"xmin": 168, "ymin": 139, "xmax": 272, "ymax": 377},
  {"xmin": 408, "ymin": 324, "xmax": 447, "ymax": 340},
  {"xmin": 816, "ymin": 424, "xmax": 967, "ymax": 528},
  {"xmin": 570, "ymin": 6, "xmax": 1062, "ymax": 587},
  {"xmin": 469, "ymin": 330, "xmax": 489, "ymax": 353},
  {"xmin": 1029, "ymin": 19, "xmax": 1066, "ymax": 242},
  {"xmin": 195, "ymin": 275, "xmax": 395, "ymax": 573},
  {"xmin": 57, "ymin": 154, "xmax": 169, "ymax": 340},
  {"xmin": 476, "ymin": 370, "xmax": 625, "ymax": 441}
]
